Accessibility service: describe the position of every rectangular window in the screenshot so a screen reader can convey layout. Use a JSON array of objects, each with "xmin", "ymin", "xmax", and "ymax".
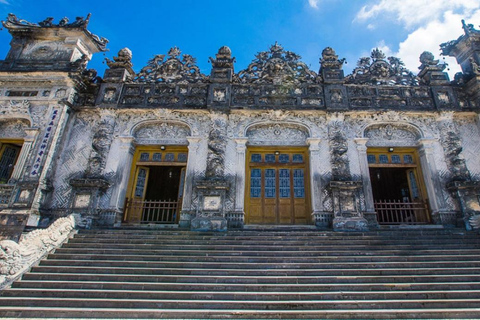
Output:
[
  {"xmin": 152, "ymin": 153, "xmax": 162, "ymax": 162},
  {"xmin": 367, "ymin": 154, "xmax": 376, "ymax": 164},
  {"xmin": 265, "ymin": 154, "xmax": 275, "ymax": 163},
  {"xmin": 293, "ymin": 169, "xmax": 305, "ymax": 198},
  {"xmin": 279, "ymin": 169, "xmax": 290, "ymax": 198},
  {"xmin": 279, "ymin": 154, "xmax": 289, "ymax": 163},
  {"xmin": 293, "ymin": 154, "xmax": 304, "ymax": 163},
  {"xmin": 251, "ymin": 154, "xmax": 262, "ymax": 162},
  {"xmin": 250, "ymin": 169, "xmax": 261, "ymax": 198},
  {"xmin": 165, "ymin": 153, "xmax": 175, "ymax": 162},
  {"xmin": 391, "ymin": 155, "xmax": 401, "ymax": 164},
  {"xmin": 264, "ymin": 169, "xmax": 276, "ymax": 198},
  {"xmin": 139, "ymin": 152, "xmax": 150, "ymax": 162},
  {"xmin": 134, "ymin": 168, "xmax": 147, "ymax": 197}
]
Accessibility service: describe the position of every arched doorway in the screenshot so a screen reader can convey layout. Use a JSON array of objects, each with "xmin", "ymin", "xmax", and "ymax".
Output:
[
  {"xmin": 244, "ymin": 123, "xmax": 312, "ymax": 225},
  {"xmin": 364, "ymin": 124, "xmax": 431, "ymax": 225},
  {"xmin": 123, "ymin": 122, "xmax": 191, "ymax": 224}
]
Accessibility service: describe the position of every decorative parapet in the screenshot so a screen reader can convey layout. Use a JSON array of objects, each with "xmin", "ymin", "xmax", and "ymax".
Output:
[
  {"xmin": 134, "ymin": 47, "xmax": 207, "ymax": 84},
  {"xmin": 0, "ymin": 214, "xmax": 76, "ymax": 289},
  {"xmin": 236, "ymin": 42, "xmax": 318, "ymax": 84},
  {"xmin": 346, "ymin": 48, "xmax": 418, "ymax": 85}
]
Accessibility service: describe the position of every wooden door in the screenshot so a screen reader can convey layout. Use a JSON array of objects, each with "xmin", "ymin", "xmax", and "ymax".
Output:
[
  {"xmin": 246, "ymin": 149, "xmax": 310, "ymax": 225},
  {"xmin": 128, "ymin": 166, "xmax": 149, "ymax": 223}
]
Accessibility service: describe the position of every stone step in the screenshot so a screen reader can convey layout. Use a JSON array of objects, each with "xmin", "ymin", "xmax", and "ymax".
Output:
[
  {"xmin": 2, "ymin": 296, "xmax": 480, "ymax": 310},
  {"xmin": 5, "ymin": 288, "xmax": 480, "ymax": 300},
  {"xmin": 1, "ymin": 306, "xmax": 479, "ymax": 319},
  {"xmin": 47, "ymin": 252, "xmax": 480, "ymax": 263},
  {"xmin": 14, "ymin": 280, "xmax": 480, "ymax": 292},
  {"xmin": 61, "ymin": 242, "xmax": 480, "ymax": 250},
  {"xmin": 53, "ymin": 247, "xmax": 480, "ymax": 256},
  {"xmin": 29, "ymin": 265, "xmax": 480, "ymax": 277},
  {"xmin": 39, "ymin": 258, "xmax": 480, "ymax": 269},
  {"xmin": 21, "ymin": 272, "xmax": 480, "ymax": 284}
]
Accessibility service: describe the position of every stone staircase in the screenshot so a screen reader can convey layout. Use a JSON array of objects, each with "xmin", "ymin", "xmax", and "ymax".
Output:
[{"xmin": 1, "ymin": 228, "xmax": 480, "ymax": 319}]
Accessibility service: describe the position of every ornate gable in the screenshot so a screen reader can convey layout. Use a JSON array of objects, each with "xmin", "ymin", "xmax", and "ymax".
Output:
[
  {"xmin": 236, "ymin": 42, "xmax": 318, "ymax": 84},
  {"xmin": 346, "ymin": 48, "xmax": 418, "ymax": 85},
  {"xmin": 134, "ymin": 47, "xmax": 207, "ymax": 84}
]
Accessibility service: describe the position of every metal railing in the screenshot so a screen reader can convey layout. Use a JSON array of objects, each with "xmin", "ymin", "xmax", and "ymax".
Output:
[
  {"xmin": 124, "ymin": 198, "xmax": 179, "ymax": 224},
  {"xmin": 374, "ymin": 199, "xmax": 429, "ymax": 225}
]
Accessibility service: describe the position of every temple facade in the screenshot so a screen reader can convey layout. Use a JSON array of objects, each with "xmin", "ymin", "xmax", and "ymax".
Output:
[{"xmin": 1, "ymin": 14, "xmax": 480, "ymax": 237}]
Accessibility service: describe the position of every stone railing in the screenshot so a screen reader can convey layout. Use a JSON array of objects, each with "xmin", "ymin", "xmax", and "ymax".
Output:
[
  {"xmin": 0, "ymin": 184, "xmax": 14, "ymax": 206},
  {"xmin": 0, "ymin": 214, "xmax": 76, "ymax": 289}
]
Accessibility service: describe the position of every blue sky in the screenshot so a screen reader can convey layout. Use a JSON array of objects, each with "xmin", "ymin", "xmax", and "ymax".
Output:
[{"xmin": 1, "ymin": 0, "xmax": 479, "ymax": 79}]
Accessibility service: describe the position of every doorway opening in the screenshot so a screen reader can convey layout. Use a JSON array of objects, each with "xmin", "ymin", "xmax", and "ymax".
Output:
[
  {"xmin": 124, "ymin": 146, "xmax": 187, "ymax": 224},
  {"xmin": 368, "ymin": 148, "xmax": 430, "ymax": 225}
]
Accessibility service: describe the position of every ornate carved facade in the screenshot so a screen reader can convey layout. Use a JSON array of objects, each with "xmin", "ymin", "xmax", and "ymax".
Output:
[{"xmin": 1, "ymin": 14, "xmax": 480, "ymax": 236}]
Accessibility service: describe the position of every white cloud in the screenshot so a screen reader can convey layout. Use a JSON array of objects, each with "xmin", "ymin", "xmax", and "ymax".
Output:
[
  {"xmin": 308, "ymin": 0, "xmax": 319, "ymax": 9},
  {"xmin": 354, "ymin": 1, "xmax": 480, "ymax": 78},
  {"xmin": 0, "ymin": 0, "xmax": 10, "ymax": 4},
  {"xmin": 355, "ymin": 0, "xmax": 480, "ymax": 29}
]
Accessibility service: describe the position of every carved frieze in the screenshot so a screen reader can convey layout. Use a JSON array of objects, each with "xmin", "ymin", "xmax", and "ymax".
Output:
[
  {"xmin": 246, "ymin": 123, "xmax": 309, "ymax": 146},
  {"xmin": 0, "ymin": 119, "xmax": 29, "ymax": 139},
  {"xmin": 364, "ymin": 124, "xmax": 420, "ymax": 146},
  {"xmin": 133, "ymin": 122, "xmax": 191, "ymax": 145}
]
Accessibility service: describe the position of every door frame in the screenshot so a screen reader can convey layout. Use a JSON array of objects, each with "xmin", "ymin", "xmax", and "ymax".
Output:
[
  {"xmin": 244, "ymin": 146, "xmax": 312, "ymax": 225},
  {"xmin": 367, "ymin": 147, "xmax": 431, "ymax": 223},
  {"xmin": 124, "ymin": 145, "xmax": 188, "ymax": 223}
]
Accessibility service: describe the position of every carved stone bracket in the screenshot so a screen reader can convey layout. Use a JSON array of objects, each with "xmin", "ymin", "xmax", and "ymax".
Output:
[{"xmin": 0, "ymin": 215, "xmax": 76, "ymax": 289}]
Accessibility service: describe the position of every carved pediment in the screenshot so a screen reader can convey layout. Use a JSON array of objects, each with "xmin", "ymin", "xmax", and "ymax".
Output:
[
  {"xmin": 134, "ymin": 47, "xmax": 207, "ymax": 84},
  {"xmin": 346, "ymin": 49, "xmax": 418, "ymax": 85},
  {"xmin": 236, "ymin": 42, "xmax": 318, "ymax": 85}
]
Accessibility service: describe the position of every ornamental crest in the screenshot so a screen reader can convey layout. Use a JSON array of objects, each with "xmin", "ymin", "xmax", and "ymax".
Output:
[
  {"xmin": 236, "ymin": 42, "xmax": 317, "ymax": 84},
  {"xmin": 346, "ymin": 48, "xmax": 418, "ymax": 85},
  {"xmin": 134, "ymin": 47, "xmax": 207, "ymax": 84}
]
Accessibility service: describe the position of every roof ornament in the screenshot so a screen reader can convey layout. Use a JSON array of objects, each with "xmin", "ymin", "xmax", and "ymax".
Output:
[
  {"xmin": 1, "ymin": 14, "xmax": 107, "ymax": 51},
  {"xmin": 134, "ymin": 47, "xmax": 207, "ymax": 83},
  {"xmin": 346, "ymin": 48, "xmax": 418, "ymax": 85},
  {"xmin": 236, "ymin": 42, "xmax": 317, "ymax": 84}
]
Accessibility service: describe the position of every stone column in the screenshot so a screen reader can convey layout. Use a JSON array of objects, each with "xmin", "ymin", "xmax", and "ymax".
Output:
[
  {"xmin": 231, "ymin": 138, "xmax": 248, "ymax": 227},
  {"xmin": 306, "ymin": 138, "xmax": 324, "ymax": 225},
  {"xmin": 417, "ymin": 138, "xmax": 450, "ymax": 223},
  {"xmin": 30, "ymin": 105, "xmax": 70, "ymax": 226},
  {"xmin": 354, "ymin": 138, "xmax": 377, "ymax": 227},
  {"xmin": 179, "ymin": 136, "xmax": 201, "ymax": 228},
  {"xmin": 108, "ymin": 136, "xmax": 135, "ymax": 213},
  {"xmin": 10, "ymin": 128, "xmax": 39, "ymax": 181}
]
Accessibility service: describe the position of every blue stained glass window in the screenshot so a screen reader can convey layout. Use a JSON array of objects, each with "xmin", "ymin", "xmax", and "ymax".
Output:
[
  {"xmin": 367, "ymin": 154, "xmax": 376, "ymax": 164},
  {"xmin": 279, "ymin": 154, "xmax": 289, "ymax": 163},
  {"xmin": 404, "ymin": 155, "xmax": 413, "ymax": 164},
  {"xmin": 279, "ymin": 169, "xmax": 290, "ymax": 198},
  {"xmin": 178, "ymin": 169, "xmax": 185, "ymax": 198},
  {"xmin": 250, "ymin": 169, "xmax": 261, "ymax": 198},
  {"xmin": 264, "ymin": 169, "xmax": 276, "ymax": 198},
  {"xmin": 265, "ymin": 154, "xmax": 275, "ymax": 163},
  {"xmin": 251, "ymin": 154, "xmax": 262, "ymax": 162},
  {"xmin": 152, "ymin": 153, "xmax": 162, "ymax": 162},
  {"xmin": 379, "ymin": 154, "xmax": 389, "ymax": 164},
  {"xmin": 178, "ymin": 153, "xmax": 187, "ymax": 162},
  {"xmin": 293, "ymin": 154, "xmax": 304, "ymax": 163},
  {"xmin": 134, "ymin": 168, "xmax": 147, "ymax": 197},
  {"xmin": 140, "ymin": 152, "xmax": 150, "ymax": 161},
  {"xmin": 391, "ymin": 155, "xmax": 401, "ymax": 164},
  {"xmin": 165, "ymin": 153, "xmax": 175, "ymax": 162},
  {"xmin": 293, "ymin": 169, "xmax": 305, "ymax": 198},
  {"xmin": 409, "ymin": 171, "xmax": 419, "ymax": 199}
]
